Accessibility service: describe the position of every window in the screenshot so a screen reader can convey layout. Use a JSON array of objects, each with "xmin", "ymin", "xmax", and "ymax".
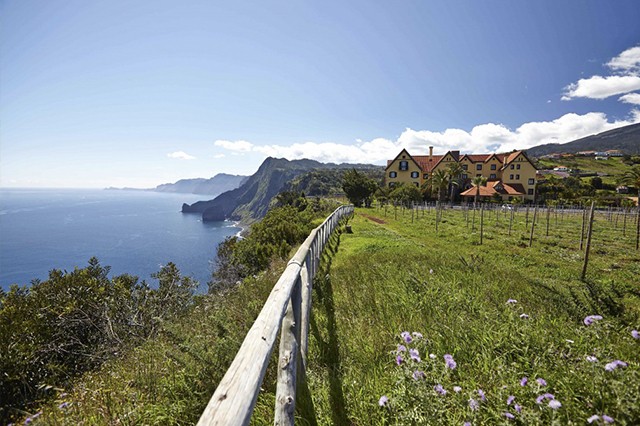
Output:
[
  {"xmin": 516, "ymin": 164, "xmax": 521, "ymax": 170},
  {"xmin": 424, "ymin": 174, "xmax": 429, "ymax": 179},
  {"xmin": 528, "ymin": 188, "xmax": 534, "ymax": 195},
  {"xmin": 462, "ymin": 164, "xmax": 468, "ymax": 171},
  {"xmin": 528, "ymin": 178, "xmax": 535, "ymax": 185},
  {"xmin": 399, "ymin": 161, "xmax": 408, "ymax": 171},
  {"xmin": 476, "ymin": 164, "xmax": 482, "ymax": 170},
  {"xmin": 515, "ymin": 174, "xmax": 520, "ymax": 180},
  {"xmin": 462, "ymin": 174, "xmax": 468, "ymax": 180},
  {"xmin": 476, "ymin": 174, "xmax": 482, "ymax": 177},
  {"xmin": 491, "ymin": 164, "xmax": 496, "ymax": 170},
  {"xmin": 509, "ymin": 174, "xmax": 514, "ymax": 180},
  {"xmin": 510, "ymin": 164, "xmax": 515, "ymax": 170},
  {"xmin": 414, "ymin": 182, "xmax": 419, "ymax": 187},
  {"xmin": 490, "ymin": 173, "xmax": 497, "ymax": 179},
  {"xmin": 411, "ymin": 171, "xmax": 419, "ymax": 178},
  {"xmin": 389, "ymin": 171, "xmax": 397, "ymax": 178}
]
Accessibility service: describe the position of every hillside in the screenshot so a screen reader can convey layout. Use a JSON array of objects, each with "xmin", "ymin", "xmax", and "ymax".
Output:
[
  {"xmin": 154, "ymin": 173, "xmax": 247, "ymax": 195},
  {"xmin": 526, "ymin": 122, "xmax": 640, "ymax": 157},
  {"xmin": 181, "ymin": 157, "xmax": 383, "ymax": 222}
]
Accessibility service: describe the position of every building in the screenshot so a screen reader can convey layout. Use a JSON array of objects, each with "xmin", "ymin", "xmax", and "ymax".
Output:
[{"xmin": 385, "ymin": 147, "xmax": 538, "ymax": 201}]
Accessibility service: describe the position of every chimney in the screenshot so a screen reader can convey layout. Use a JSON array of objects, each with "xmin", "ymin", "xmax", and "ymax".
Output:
[
  {"xmin": 503, "ymin": 155, "xmax": 508, "ymax": 168},
  {"xmin": 429, "ymin": 146, "xmax": 433, "ymax": 161}
]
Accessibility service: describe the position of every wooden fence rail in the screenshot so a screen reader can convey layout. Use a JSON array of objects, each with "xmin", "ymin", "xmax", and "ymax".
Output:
[{"xmin": 197, "ymin": 205, "xmax": 354, "ymax": 426}]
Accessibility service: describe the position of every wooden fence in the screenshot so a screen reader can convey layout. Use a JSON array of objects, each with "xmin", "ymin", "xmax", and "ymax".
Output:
[{"xmin": 197, "ymin": 205, "xmax": 354, "ymax": 425}]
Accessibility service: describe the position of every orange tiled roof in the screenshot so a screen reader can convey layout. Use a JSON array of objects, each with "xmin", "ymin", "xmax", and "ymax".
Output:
[{"xmin": 460, "ymin": 181, "xmax": 525, "ymax": 197}]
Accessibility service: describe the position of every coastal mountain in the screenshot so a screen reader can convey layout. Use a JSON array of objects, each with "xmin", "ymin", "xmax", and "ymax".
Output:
[
  {"xmin": 153, "ymin": 173, "xmax": 248, "ymax": 195},
  {"xmin": 526, "ymin": 122, "xmax": 640, "ymax": 157},
  {"xmin": 181, "ymin": 157, "xmax": 382, "ymax": 222}
]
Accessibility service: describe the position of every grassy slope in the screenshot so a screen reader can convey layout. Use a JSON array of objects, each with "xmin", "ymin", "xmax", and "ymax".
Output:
[
  {"xmin": 307, "ymin": 206, "xmax": 639, "ymax": 425},
  {"xmin": 537, "ymin": 157, "xmax": 631, "ymax": 185}
]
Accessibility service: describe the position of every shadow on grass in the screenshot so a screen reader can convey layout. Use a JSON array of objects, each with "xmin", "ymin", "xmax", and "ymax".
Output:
[{"xmin": 309, "ymin": 230, "xmax": 350, "ymax": 425}]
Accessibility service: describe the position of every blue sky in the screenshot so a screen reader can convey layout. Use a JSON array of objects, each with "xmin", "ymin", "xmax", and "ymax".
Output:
[{"xmin": 1, "ymin": 0, "xmax": 639, "ymax": 188}]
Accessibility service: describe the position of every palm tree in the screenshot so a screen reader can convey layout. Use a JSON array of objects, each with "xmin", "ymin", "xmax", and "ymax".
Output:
[
  {"xmin": 446, "ymin": 163, "xmax": 464, "ymax": 204},
  {"xmin": 430, "ymin": 169, "xmax": 449, "ymax": 202},
  {"xmin": 471, "ymin": 176, "xmax": 487, "ymax": 208},
  {"xmin": 618, "ymin": 165, "xmax": 640, "ymax": 249}
]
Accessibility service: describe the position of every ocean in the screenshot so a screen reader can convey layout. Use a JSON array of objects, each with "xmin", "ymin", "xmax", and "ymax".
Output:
[{"xmin": 0, "ymin": 189, "xmax": 239, "ymax": 292}]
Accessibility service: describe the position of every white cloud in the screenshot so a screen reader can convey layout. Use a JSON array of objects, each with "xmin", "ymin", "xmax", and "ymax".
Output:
[
  {"xmin": 212, "ymin": 111, "xmax": 640, "ymax": 165},
  {"xmin": 214, "ymin": 139, "xmax": 253, "ymax": 152},
  {"xmin": 213, "ymin": 153, "xmax": 226, "ymax": 158},
  {"xmin": 562, "ymin": 75, "xmax": 640, "ymax": 100},
  {"xmin": 607, "ymin": 46, "xmax": 640, "ymax": 72},
  {"xmin": 619, "ymin": 92, "xmax": 640, "ymax": 105},
  {"xmin": 167, "ymin": 151, "xmax": 196, "ymax": 160}
]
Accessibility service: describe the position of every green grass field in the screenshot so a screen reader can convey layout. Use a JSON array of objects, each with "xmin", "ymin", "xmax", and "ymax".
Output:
[{"xmin": 28, "ymin": 204, "xmax": 640, "ymax": 425}]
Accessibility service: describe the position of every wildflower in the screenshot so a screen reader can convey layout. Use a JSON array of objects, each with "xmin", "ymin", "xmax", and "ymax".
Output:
[
  {"xmin": 429, "ymin": 268, "xmax": 434, "ymax": 274},
  {"xmin": 504, "ymin": 412, "xmax": 515, "ymax": 420},
  {"xmin": 632, "ymin": 330, "xmax": 639, "ymax": 339},
  {"xmin": 583, "ymin": 315, "xmax": 603, "ymax": 326},
  {"xmin": 434, "ymin": 384, "xmax": 447, "ymax": 395},
  {"xmin": 409, "ymin": 348, "xmax": 421, "ymax": 362},
  {"xmin": 477, "ymin": 389, "xmax": 486, "ymax": 401},
  {"xmin": 58, "ymin": 401, "xmax": 70, "ymax": 409},
  {"xmin": 25, "ymin": 418, "xmax": 32, "ymax": 425},
  {"xmin": 401, "ymin": 331, "xmax": 412, "ymax": 343},
  {"xmin": 506, "ymin": 395, "xmax": 515, "ymax": 405},
  {"xmin": 602, "ymin": 415, "xmax": 614, "ymax": 423},
  {"xmin": 453, "ymin": 386, "xmax": 462, "ymax": 393},
  {"xmin": 514, "ymin": 404, "xmax": 522, "ymax": 414},
  {"xmin": 412, "ymin": 332, "xmax": 423, "ymax": 339},
  {"xmin": 468, "ymin": 398, "xmax": 479, "ymax": 411},
  {"xmin": 536, "ymin": 393, "xmax": 555, "ymax": 404},
  {"xmin": 605, "ymin": 360, "xmax": 627, "ymax": 371},
  {"xmin": 520, "ymin": 377, "xmax": 528, "ymax": 386},
  {"xmin": 566, "ymin": 339, "xmax": 574, "ymax": 344},
  {"xmin": 378, "ymin": 395, "xmax": 389, "ymax": 407},
  {"xmin": 586, "ymin": 355, "xmax": 598, "ymax": 363},
  {"xmin": 587, "ymin": 415, "xmax": 600, "ymax": 423},
  {"xmin": 412, "ymin": 370, "xmax": 425, "ymax": 380},
  {"xmin": 396, "ymin": 355, "xmax": 403, "ymax": 365},
  {"xmin": 520, "ymin": 313, "xmax": 529, "ymax": 319},
  {"xmin": 464, "ymin": 423, "xmax": 471, "ymax": 426},
  {"xmin": 548, "ymin": 400, "xmax": 562, "ymax": 409},
  {"xmin": 444, "ymin": 354, "xmax": 457, "ymax": 369},
  {"xmin": 397, "ymin": 344, "xmax": 406, "ymax": 352},
  {"xmin": 536, "ymin": 377, "xmax": 547, "ymax": 386},
  {"xmin": 429, "ymin": 353, "xmax": 436, "ymax": 359},
  {"xmin": 506, "ymin": 299, "xmax": 518, "ymax": 304}
]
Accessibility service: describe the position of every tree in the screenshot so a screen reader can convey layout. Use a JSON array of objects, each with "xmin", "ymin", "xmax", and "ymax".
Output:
[
  {"xmin": 446, "ymin": 163, "xmax": 464, "ymax": 203},
  {"xmin": 342, "ymin": 169, "xmax": 378, "ymax": 207},
  {"xmin": 389, "ymin": 183, "xmax": 422, "ymax": 207},
  {"xmin": 618, "ymin": 165, "xmax": 640, "ymax": 249},
  {"xmin": 428, "ymin": 169, "xmax": 449, "ymax": 202},
  {"xmin": 471, "ymin": 176, "xmax": 487, "ymax": 208}
]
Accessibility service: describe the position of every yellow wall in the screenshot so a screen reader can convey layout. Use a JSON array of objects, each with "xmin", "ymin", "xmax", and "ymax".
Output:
[{"xmin": 385, "ymin": 151, "xmax": 422, "ymax": 188}]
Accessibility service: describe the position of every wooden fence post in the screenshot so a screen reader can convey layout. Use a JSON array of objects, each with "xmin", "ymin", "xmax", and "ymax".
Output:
[
  {"xmin": 528, "ymin": 205, "xmax": 538, "ymax": 247},
  {"xmin": 581, "ymin": 201, "xmax": 596, "ymax": 281}
]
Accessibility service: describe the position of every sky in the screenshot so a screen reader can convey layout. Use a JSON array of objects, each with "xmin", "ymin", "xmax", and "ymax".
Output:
[{"xmin": 1, "ymin": 0, "xmax": 639, "ymax": 188}]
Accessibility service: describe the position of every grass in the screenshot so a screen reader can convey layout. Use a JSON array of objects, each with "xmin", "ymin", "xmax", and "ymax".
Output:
[{"xmin": 28, "ymin": 203, "xmax": 640, "ymax": 425}]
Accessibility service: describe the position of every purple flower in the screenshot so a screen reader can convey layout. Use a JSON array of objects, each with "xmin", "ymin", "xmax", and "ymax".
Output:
[
  {"xmin": 587, "ymin": 415, "xmax": 600, "ymax": 424},
  {"xmin": 409, "ymin": 348, "xmax": 421, "ymax": 362},
  {"xmin": 463, "ymin": 423, "xmax": 471, "ymax": 426},
  {"xmin": 548, "ymin": 400, "xmax": 562, "ymax": 409},
  {"xmin": 453, "ymin": 386, "xmax": 462, "ymax": 393},
  {"xmin": 584, "ymin": 315, "xmax": 603, "ymax": 326},
  {"xmin": 506, "ymin": 395, "xmax": 515, "ymax": 405},
  {"xmin": 378, "ymin": 395, "xmax": 388, "ymax": 407},
  {"xmin": 632, "ymin": 330, "xmax": 639, "ymax": 339},
  {"xmin": 477, "ymin": 389, "xmax": 486, "ymax": 401},
  {"xmin": 504, "ymin": 412, "xmax": 515, "ymax": 420},
  {"xmin": 602, "ymin": 415, "xmax": 614, "ymax": 423},
  {"xmin": 396, "ymin": 355, "xmax": 403, "ymax": 365},
  {"xmin": 605, "ymin": 360, "xmax": 627, "ymax": 371},
  {"xmin": 412, "ymin": 332, "xmax": 423, "ymax": 339},
  {"xmin": 434, "ymin": 384, "xmax": 447, "ymax": 395},
  {"xmin": 586, "ymin": 355, "xmax": 598, "ymax": 363},
  {"xmin": 514, "ymin": 404, "xmax": 522, "ymax": 414},
  {"xmin": 520, "ymin": 313, "xmax": 529, "ymax": 319},
  {"xmin": 536, "ymin": 377, "xmax": 547, "ymax": 386},
  {"xmin": 506, "ymin": 299, "xmax": 518, "ymax": 304},
  {"xmin": 58, "ymin": 401, "xmax": 70, "ymax": 409},
  {"xmin": 397, "ymin": 344, "xmax": 406, "ymax": 352},
  {"xmin": 468, "ymin": 398, "xmax": 479, "ymax": 411},
  {"xmin": 444, "ymin": 354, "xmax": 457, "ymax": 369},
  {"xmin": 25, "ymin": 419, "xmax": 32, "ymax": 425},
  {"xmin": 412, "ymin": 370, "xmax": 425, "ymax": 380},
  {"xmin": 401, "ymin": 331, "xmax": 413, "ymax": 343},
  {"xmin": 520, "ymin": 377, "xmax": 528, "ymax": 386},
  {"xmin": 536, "ymin": 393, "xmax": 555, "ymax": 404}
]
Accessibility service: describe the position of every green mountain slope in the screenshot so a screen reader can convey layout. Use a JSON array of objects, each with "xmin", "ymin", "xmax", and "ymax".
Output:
[{"xmin": 154, "ymin": 173, "xmax": 247, "ymax": 195}]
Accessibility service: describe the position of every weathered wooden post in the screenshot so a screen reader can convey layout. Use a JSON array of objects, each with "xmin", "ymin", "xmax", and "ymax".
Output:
[
  {"xmin": 545, "ymin": 206, "xmax": 550, "ymax": 237},
  {"xmin": 581, "ymin": 201, "xmax": 596, "ymax": 281},
  {"xmin": 508, "ymin": 207, "xmax": 514, "ymax": 236},
  {"xmin": 528, "ymin": 205, "xmax": 538, "ymax": 247},
  {"xmin": 580, "ymin": 207, "xmax": 587, "ymax": 251},
  {"xmin": 480, "ymin": 203, "xmax": 484, "ymax": 245}
]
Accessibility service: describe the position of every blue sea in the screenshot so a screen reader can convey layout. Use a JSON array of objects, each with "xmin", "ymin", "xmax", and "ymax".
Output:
[{"xmin": 0, "ymin": 189, "xmax": 239, "ymax": 292}]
